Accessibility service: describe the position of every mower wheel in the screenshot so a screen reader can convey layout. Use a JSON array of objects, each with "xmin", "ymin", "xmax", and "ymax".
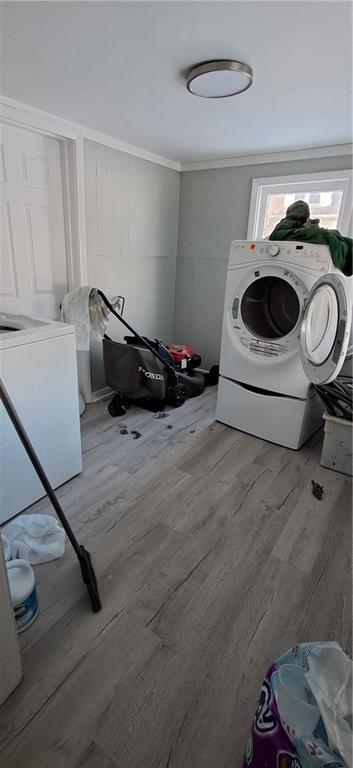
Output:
[
  {"xmin": 108, "ymin": 394, "xmax": 126, "ymax": 417},
  {"xmin": 205, "ymin": 365, "xmax": 220, "ymax": 386},
  {"xmin": 179, "ymin": 371, "xmax": 205, "ymax": 397},
  {"xmin": 168, "ymin": 383, "xmax": 188, "ymax": 408}
]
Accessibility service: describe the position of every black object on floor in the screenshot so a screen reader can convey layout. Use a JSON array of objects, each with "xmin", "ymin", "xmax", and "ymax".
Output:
[
  {"xmin": 312, "ymin": 480, "xmax": 324, "ymax": 500},
  {"xmin": 108, "ymin": 394, "xmax": 126, "ymax": 417},
  {"xmin": 131, "ymin": 430, "xmax": 141, "ymax": 440},
  {"xmin": 0, "ymin": 376, "xmax": 102, "ymax": 613}
]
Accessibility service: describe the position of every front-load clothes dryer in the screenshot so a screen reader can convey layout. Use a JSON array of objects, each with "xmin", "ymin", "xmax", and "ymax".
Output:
[{"xmin": 216, "ymin": 241, "xmax": 352, "ymax": 449}]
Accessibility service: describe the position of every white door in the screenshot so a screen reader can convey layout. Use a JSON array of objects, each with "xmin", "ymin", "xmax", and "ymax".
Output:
[
  {"xmin": 0, "ymin": 123, "xmax": 68, "ymax": 319},
  {"xmin": 300, "ymin": 272, "xmax": 352, "ymax": 384}
]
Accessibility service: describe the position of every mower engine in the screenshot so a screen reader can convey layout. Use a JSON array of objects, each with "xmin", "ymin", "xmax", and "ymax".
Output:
[{"xmin": 167, "ymin": 345, "xmax": 201, "ymax": 373}]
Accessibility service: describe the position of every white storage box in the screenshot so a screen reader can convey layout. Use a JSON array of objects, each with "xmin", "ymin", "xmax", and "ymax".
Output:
[{"xmin": 321, "ymin": 413, "xmax": 353, "ymax": 476}]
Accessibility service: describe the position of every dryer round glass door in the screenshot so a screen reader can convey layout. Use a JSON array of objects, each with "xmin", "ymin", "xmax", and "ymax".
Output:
[
  {"xmin": 240, "ymin": 276, "xmax": 300, "ymax": 340},
  {"xmin": 302, "ymin": 284, "xmax": 338, "ymax": 365},
  {"xmin": 300, "ymin": 272, "xmax": 352, "ymax": 385}
]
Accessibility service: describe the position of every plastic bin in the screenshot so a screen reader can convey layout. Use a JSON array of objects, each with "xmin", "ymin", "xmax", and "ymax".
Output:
[{"xmin": 321, "ymin": 412, "xmax": 352, "ymax": 476}]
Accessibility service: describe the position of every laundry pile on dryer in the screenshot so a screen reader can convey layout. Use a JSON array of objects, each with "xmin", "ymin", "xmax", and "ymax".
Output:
[{"xmin": 269, "ymin": 200, "xmax": 353, "ymax": 275}]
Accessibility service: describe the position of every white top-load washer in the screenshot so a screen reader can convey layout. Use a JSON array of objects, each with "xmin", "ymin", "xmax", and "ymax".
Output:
[
  {"xmin": 0, "ymin": 312, "xmax": 82, "ymax": 523},
  {"xmin": 216, "ymin": 241, "xmax": 352, "ymax": 449}
]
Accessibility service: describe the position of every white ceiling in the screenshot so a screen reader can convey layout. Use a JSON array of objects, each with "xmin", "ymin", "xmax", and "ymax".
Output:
[{"xmin": 1, "ymin": 1, "xmax": 352, "ymax": 163}]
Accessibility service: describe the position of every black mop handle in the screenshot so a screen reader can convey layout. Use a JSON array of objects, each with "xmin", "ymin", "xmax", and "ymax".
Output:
[
  {"xmin": 0, "ymin": 376, "xmax": 102, "ymax": 612},
  {"xmin": 0, "ymin": 376, "xmax": 81, "ymax": 558}
]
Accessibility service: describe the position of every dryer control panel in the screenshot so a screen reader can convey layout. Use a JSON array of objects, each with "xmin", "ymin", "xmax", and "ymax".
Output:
[
  {"xmin": 229, "ymin": 241, "xmax": 332, "ymax": 273},
  {"xmin": 240, "ymin": 335, "xmax": 290, "ymax": 357}
]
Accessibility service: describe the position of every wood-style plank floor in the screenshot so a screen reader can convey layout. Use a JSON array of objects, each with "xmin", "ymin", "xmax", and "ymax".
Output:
[{"xmin": 1, "ymin": 388, "xmax": 351, "ymax": 768}]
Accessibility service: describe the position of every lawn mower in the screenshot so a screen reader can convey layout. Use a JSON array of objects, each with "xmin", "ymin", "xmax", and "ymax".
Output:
[{"xmin": 97, "ymin": 291, "xmax": 217, "ymax": 415}]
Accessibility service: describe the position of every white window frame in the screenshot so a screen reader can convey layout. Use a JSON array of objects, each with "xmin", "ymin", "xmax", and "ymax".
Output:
[{"xmin": 247, "ymin": 169, "xmax": 353, "ymax": 240}]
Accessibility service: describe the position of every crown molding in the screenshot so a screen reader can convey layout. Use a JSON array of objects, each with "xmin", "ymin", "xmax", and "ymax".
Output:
[
  {"xmin": 1, "ymin": 95, "xmax": 351, "ymax": 175},
  {"xmin": 0, "ymin": 94, "xmax": 181, "ymax": 171},
  {"xmin": 181, "ymin": 144, "xmax": 353, "ymax": 172}
]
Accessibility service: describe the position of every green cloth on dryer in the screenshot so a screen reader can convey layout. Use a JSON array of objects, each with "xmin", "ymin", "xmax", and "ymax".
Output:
[{"xmin": 269, "ymin": 200, "xmax": 353, "ymax": 275}]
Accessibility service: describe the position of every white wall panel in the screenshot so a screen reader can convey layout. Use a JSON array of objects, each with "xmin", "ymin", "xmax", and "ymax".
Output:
[
  {"xmin": 0, "ymin": 145, "xmax": 7, "ymax": 183},
  {"xmin": 190, "ymin": 259, "xmax": 227, "ymax": 369},
  {"xmin": 84, "ymin": 140, "xmax": 180, "ymax": 392},
  {"xmin": 173, "ymin": 257, "xmax": 193, "ymax": 345}
]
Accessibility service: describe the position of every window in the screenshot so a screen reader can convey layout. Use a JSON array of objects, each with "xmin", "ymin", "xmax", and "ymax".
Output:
[{"xmin": 247, "ymin": 170, "xmax": 353, "ymax": 240}]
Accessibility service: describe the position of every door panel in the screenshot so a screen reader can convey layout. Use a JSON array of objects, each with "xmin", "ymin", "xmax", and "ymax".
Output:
[
  {"xmin": 25, "ymin": 204, "xmax": 54, "ymax": 293},
  {"xmin": 0, "ymin": 123, "xmax": 68, "ymax": 319},
  {"xmin": 0, "ymin": 200, "xmax": 18, "ymax": 297}
]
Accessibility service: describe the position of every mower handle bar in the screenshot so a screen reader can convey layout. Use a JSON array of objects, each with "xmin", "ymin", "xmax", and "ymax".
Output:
[{"xmin": 97, "ymin": 290, "xmax": 179, "ymax": 382}]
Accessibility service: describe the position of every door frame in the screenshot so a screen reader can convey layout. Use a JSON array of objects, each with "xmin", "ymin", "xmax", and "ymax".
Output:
[
  {"xmin": 0, "ymin": 100, "xmax": 88, "ymax": 292},
  {"xmin": 0, "ymin": 94, "xmax": 180, "ymax": 403},
  {"xmin": 0, "ymin": 94, "xmax": 181, "ymax": 291}
]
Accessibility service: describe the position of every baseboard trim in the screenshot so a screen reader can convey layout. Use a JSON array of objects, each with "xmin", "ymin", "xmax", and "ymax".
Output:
[{"xmin": 88, "ymin": 386, "xmax": 113, "ymax": 403}]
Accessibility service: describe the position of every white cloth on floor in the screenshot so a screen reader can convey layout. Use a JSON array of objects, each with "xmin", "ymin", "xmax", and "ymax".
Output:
[{"xmin": 3, "ymin": 514, "xmax": 65, "ymax": 564}]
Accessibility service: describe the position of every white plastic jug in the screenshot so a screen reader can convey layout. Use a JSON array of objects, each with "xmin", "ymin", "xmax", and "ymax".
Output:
[
  {"xmin": 6, "ymin": 559, "xmax": 39, "ymax": 633},
  {"xmin": 0, "ymin": 539, "xmax": 22, "ymax": 703}
]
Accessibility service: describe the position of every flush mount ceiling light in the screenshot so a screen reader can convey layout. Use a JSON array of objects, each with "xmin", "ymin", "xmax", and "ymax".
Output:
[{"xmin": 186, "ymin": 59, "xmax": 253, "ymax": 98}]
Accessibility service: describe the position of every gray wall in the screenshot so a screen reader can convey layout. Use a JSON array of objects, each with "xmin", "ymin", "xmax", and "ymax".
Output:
[
  {"xmin": 84, "ymin": 140, "xmax": 180, "ymax": 391},
  {"xmin": 174, "ymin": 154, "xmax": 352, "ymax": 368}
]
